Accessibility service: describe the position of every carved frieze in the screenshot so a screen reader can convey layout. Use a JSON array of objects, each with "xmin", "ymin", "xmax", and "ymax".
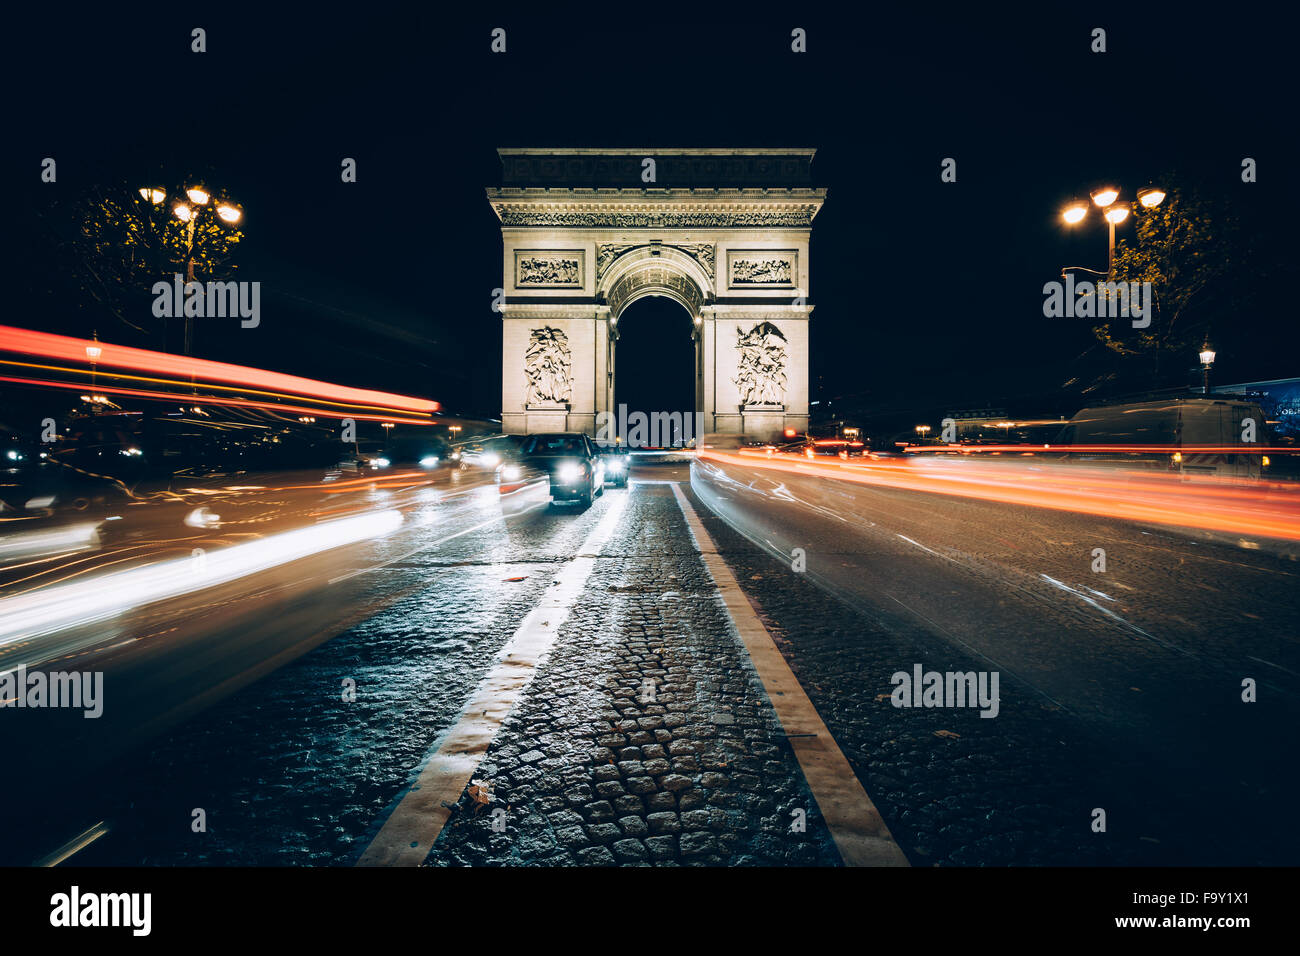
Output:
[
  {"xmin": 515, "ymin": 251, "xmax": 584, "ymax": 288},
  {"xmin": 732, "ymin": 321, "xmax": 788, "ymax": 408},
  {"xmin": 499, "ymin": 209, "xmax": 819, "ymax": 228},
  {"xmin": 524, "ymin": 327, "xmax": 572, "ymax": 406},
  {"xmin": 595, "ymin": 242, "xmax": 717, "ymax": 282},
  {"xmin": 728, "ymin": 250, "xmax": 797, "ymax": 288},
  {"xmin": 596, "ymin": 244, "xmax": 637, "ymax": 281}
]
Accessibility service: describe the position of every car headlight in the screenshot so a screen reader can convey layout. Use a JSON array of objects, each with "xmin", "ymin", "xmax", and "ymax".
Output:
[
  {"xmin": 419, "ymin": 455, "xmax": 440, "ymax": 468},
  {"xmin": 371, "ymin": 457, "xmax": 391, "ymax": 469},
  {"xmin": 606, "ymin": 458, "xmax": 625, "ymax": 472},
  {"xmin": 500, "ymin": 464, "xmax": 523, "ymax": 481},
  {"xmin": 184, "ymin": 506, "xmax": 221, "ymax": 529},
  {"xmin": 556, "ymin": 462, "xmax": 583, "ymax": 484},
  {"xmin": 481, "ymin": 453, "xmax": 500, "ymax": 468}
]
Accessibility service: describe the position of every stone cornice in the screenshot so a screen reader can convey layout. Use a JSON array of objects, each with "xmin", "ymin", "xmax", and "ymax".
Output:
[{"xmin": 488, "ymin": 188, "xmax": 826, "ymax": 228}]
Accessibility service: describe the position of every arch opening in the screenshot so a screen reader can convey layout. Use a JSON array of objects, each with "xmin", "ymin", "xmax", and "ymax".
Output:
[{"xmin": 612, "ymin": 296, "xmax": 698, "ymax": 449}]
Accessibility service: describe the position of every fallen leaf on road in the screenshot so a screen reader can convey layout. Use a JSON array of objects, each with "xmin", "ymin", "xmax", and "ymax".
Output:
[
  {"xmin": 874, "ymin": 693, "xmax": 892, "ymax": 702},
  {"xmin": 750, "ymin": 574, "xmax": 762, "ymax": 580},
  {"xmin": 466, "ymin": 779, "xmax": 494, "ymax": 806},
  {"xmin": 503, "ymin": 576, "xmax": 527, "ymax": 582},
  {"xmin": 934, "ymin": 730, "xmax": 961, "ymax": 739}
]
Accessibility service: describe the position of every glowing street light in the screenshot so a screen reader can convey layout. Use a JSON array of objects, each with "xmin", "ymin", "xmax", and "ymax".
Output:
[
  {"xmin": 1062, "ymin": 201, "xmax": 1088, "ymax": 225},
  {"xmin": 915, "ymin": 424, "xmax": 931, "ymax": 442},
  {"xmin": 1199, "ymin": 341, "xmax": 1217, "ymax": 394},
  {"xmin": 138, "ymin": 182, "xmax": 246, "ymax": 357},
  {"xmin": 1137, "ymin": 186, "xmax": 1166, "ymax": 208},
  {"xmin": 1104, "ymin": 205, "xmax": 1130, "ymax": 225},
  {"xmin": 1061, "ymin": 182, "xmax": 1165, "ymax": 279},
  {"xmin": 1090, "ymin": 186, "xmax": 1119, "ymax": 208}
]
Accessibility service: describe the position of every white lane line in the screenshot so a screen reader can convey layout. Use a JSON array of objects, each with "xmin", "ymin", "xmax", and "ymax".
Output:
[
  {"xmin": 671, "ymin": 483, "xmax": 909, "ymax": 867},
  {"xmin": 356, "ymin": 493, "xmax": 630, "ymax": 867}
]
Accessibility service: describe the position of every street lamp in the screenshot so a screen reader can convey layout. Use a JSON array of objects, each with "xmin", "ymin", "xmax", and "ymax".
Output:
[
  {"xmin": 1103, "ymin": 205, "xmax": 1130, "ymax": 225},
  {"xmin": 1090, "ymin": 186, "xmax": 1119, "ymax": 208},
  {"xmin": 1061, "ymin": 183, "xmax": 1165, "ymax": 279},
  {"xmin": 141, "ymin": 183, "xmax": 244, "ymax": 355},
  {"xmin": 1137, "ymin": 186, "xmax": 1166, "ymax": 208},
  {"xmin": 915, "ymin": 424, "xmax": 931, "ymax": 443},
  {"xmin": 1199, "ymin": 342, "xmax": 1216, "ymax": 394},
  {"xmin": 1062, "ymin": 200, "xmax": 1088, "ymax": 225}
]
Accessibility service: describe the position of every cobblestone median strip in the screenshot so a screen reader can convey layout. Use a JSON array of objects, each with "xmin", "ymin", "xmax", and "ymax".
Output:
[
  {"xmin": 671, "ymin": 483, "xmax": 909, "ymax": 867},
  {"xmin": 356, "ymin": 496, "xmax": 630, "ymax": 866}
]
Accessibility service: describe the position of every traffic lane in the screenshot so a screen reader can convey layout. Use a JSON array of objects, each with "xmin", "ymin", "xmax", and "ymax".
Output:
[
  {"xmin": 0, "ymin": 464, "xmax": 498, "ymax": 595},
  {"xmin": 0, "ymin": 474, "xmax": 544, "ymax": 815},
  {"xmin": 692, "ymin": 458, "xmax": 1298, "ymax": 776},
  {"xmin": 693, "ymin": 459, "xmax": 1299, "ymax": 864},
  {"xmin": 1, "ymin": 475, "xmax": 629, "ymax": 865}
]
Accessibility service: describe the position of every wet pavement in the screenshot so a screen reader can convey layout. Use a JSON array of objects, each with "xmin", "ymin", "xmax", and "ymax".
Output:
[{"xmin": 5, "ymin": 458, "xmax": 1296, "ymax": 866}]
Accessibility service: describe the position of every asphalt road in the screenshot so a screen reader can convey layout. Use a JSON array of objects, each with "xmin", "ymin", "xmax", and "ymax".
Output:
[{"xmin": 1, "ymin": 455, "xmax": 1295, "ymax": 865}]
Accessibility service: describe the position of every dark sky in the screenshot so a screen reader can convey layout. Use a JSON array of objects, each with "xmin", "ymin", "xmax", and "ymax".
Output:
[{"xmin": 7, "ymin": 8, "xmax": 1297, "ymax": 426}]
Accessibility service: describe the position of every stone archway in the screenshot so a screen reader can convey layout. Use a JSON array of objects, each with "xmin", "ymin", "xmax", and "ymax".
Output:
[{"xmin": 489, "ymin": 148, "xmax": 825, "ymax": 441}]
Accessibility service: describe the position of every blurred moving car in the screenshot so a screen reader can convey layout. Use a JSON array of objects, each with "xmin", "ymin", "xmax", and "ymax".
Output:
[
  {"xmin": 519, "ymin": 433, "xmax": 605, "ymax": 507},
  {"xmin": 454, "ymin": 434, "xmax": 524, "ymax": 471},
  {"xmin": 801, "ymin": 438, "xmax": 867, "ymax": 460}
]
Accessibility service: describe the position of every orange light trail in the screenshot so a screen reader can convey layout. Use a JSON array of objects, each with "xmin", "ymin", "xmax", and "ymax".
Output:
[
  {"xmin": 0, "ymin": 324, "xmax": 439, "ymax": 414},
  {"xmin": 701, "ymin": 449, "xmax": 1300, "ymax": 542},
  {"xmin": 0, "ymin": 375, "xmax": 432, "ymax": 425},
  {"xmin": 0, "ymin": 358, "xmax": 434, "ymax": 419}
]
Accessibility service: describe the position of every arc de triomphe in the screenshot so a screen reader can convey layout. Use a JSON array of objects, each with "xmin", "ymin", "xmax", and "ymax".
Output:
[{"xmin": 488, "ymin": 148, "xmax": 825, "ymax": 441}]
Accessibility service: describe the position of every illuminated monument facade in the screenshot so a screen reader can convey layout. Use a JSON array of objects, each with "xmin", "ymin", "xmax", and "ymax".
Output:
[{"xmin": 488, "ymin": 148, "xmax": 825, "ymax": 440}]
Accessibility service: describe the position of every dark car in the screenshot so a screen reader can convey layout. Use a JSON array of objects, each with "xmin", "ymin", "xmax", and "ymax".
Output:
[
  {"xmin": 596, "ymin": 443, "xmax": 630, "ymax": 487},
  {"xmin": 519, "ymin": 433, "xmax": 606, "ymax": 506}
]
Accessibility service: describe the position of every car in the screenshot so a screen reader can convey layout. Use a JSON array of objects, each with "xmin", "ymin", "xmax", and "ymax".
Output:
[
  {"xmin": 454, "ymin": 434, "xmax": 524, "ymax": 472},
  {"xmin": 801, "ymin": 439, "xmax": 867, "ymax": 460},
  {"xmin": 597, "ymin": 444, "xmax": 630, "ymax": 487},
  {"xmin": 519, "ymin": 433, "xmax": 606, "ymax": 507}
]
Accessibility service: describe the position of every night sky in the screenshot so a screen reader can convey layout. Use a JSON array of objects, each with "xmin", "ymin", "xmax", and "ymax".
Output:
[{"xmin": 8, "ymin": 8, "xmax": 1297, "ymax": 429}]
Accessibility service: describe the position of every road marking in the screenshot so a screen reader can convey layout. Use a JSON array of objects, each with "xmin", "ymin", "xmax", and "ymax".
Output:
[
  {"xmin": 357, "ymin": 494, "xmax": 630, "ymax": 866},
  {"xmin": 671, "ymin": 483, "xmax": 909, "ymax": 867}
]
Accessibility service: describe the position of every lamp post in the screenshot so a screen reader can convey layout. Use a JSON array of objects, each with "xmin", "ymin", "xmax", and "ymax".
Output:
[
  {"xmin": 141, "ymin": 184, "xmax": 243, "ymax": 355},
  {"xmin": 85, "ymin": 333, "xmax": 104, "ymax": 410},
  {"xmin": 1060, "ymin": 183, "xmax": 1165, "ymax": 279},
  {"xmin": 1198, "ymin": 342, "xmax": 1216, "ymax": 394},
  {"xmin": 915, "ymin": 424, "xmax": 931, "ymax": 444}
]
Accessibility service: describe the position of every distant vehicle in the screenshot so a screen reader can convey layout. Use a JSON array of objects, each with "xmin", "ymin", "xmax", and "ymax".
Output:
[
  {"xmin": 801, "ymin": 438, "xmax": 867, "ymax": 460},
  {"xmin": 596, "ymin": 444, "xmax": 629, "ymax": 487},
  {"xmin": 332, "ymin": 440, "xmax": 391, "ymax": 475},
  {"xmin": 454, "ymin": 434, "xmax": 524, "ymax": 471},
  {"xmin": 1054, "ymin": 398, "xmax": 1271, "ymax": 479},
  {"xmin": 519, "ymin": 433, "xmax": 605, "ymax": 507}
]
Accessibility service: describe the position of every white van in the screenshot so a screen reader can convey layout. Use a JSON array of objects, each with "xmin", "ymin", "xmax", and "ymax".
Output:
[{"xmin": 1054, "ymin": 398, "xmax": 1270, "ymax": 479}]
